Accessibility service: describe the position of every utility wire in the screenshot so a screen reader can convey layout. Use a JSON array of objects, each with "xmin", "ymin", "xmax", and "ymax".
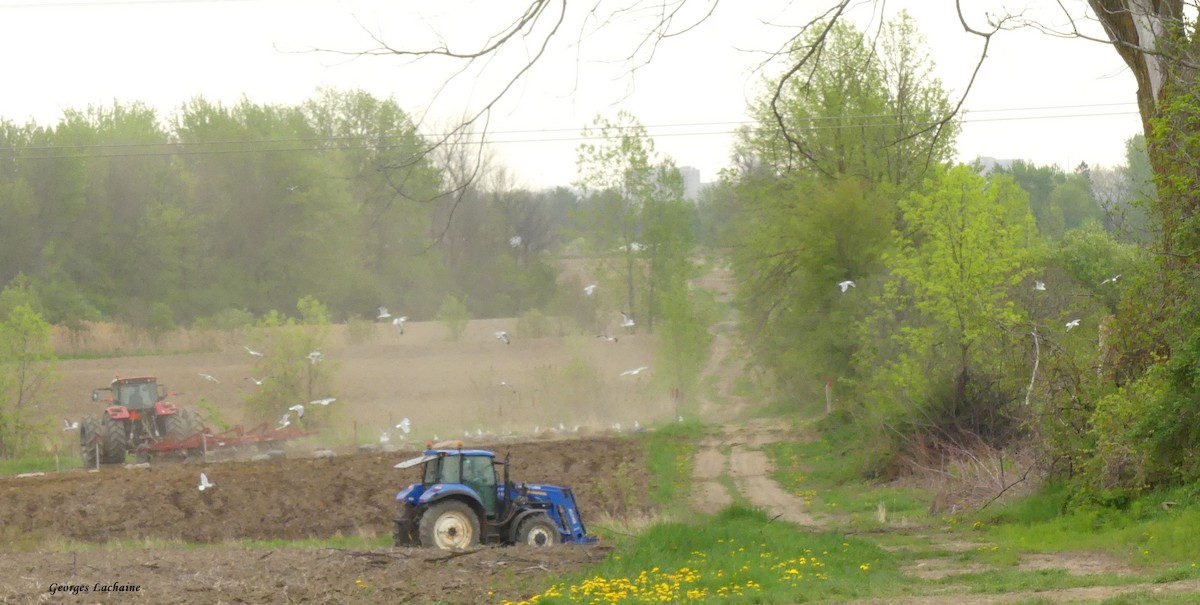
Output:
[
  {"xmin": 0, "ymin": 0, "xmax": 261, "ymax": 8},
  {"xmin": 0, "ymin": 107, "xmax": 1141, "ymax": 160}
]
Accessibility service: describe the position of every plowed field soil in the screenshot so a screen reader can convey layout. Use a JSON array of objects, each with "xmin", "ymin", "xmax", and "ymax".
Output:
[{"xmin": 1, "ymin": 317, "xmax": 665, "ymax": 604}]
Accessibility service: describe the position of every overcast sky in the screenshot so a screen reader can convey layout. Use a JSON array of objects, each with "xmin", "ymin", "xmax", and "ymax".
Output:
[{"xmin": 0, "ymin": 0, "xmax": 1144, "ymax": 190}]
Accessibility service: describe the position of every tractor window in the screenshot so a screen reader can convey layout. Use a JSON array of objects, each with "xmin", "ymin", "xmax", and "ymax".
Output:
[
  {"xmin": 462, "ymin": 455, "xmax": 497, "ymax": 517},
  {"xmin": 462, "ymin": 456, "xmax": 496, "ymax": 488},
  {"xmin": 424, "ymin": 456, "xmax": 462, "ymax": 484},
  {"xmin": 122, "ymin": 383, "xmax": 155, "ymax": 409}
]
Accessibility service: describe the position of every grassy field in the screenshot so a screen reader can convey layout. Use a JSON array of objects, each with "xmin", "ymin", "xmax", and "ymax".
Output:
[{"xmin": 497, "ymin": 411, "xmax": 1200, "ymax": 604}]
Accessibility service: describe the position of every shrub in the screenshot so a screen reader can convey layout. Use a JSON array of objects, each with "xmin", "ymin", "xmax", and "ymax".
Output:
[
  {"xmin": 435, "ymin": 295, "xmax": 471, "ymax": 341},
  {"xmin": 516, "ymin": 308, "xmax": 552, "ymax": 338}
]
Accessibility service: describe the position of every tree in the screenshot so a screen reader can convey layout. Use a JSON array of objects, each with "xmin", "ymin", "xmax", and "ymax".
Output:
[
  {"xmin": 855, "ymin": 164, "xmax": 1036, "ymax": 453},
  {"xmin": 575, "ymin": 110, "xmax": 657, "ymax": 321},
  {"xmin": 0, "ymin": 304, "xmax": 58, "ymax": 457},
  {"xmin": 730, "ymin": 12, "xmax": 953, "ymax": 402},
  {"xmin": 243, "ymin": 299, "xmax": 337, "ymax": 427},
  {"xmin": 745, "ymin": 12, "xmax": 958, "ymax": 185}
]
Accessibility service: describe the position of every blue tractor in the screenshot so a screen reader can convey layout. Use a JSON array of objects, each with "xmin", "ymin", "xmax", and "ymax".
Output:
[{"xmin": 392, "ymin": 446, "xmax": 596, "ymax": 549}]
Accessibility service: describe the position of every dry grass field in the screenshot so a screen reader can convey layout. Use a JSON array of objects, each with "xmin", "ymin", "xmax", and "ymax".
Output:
[{"xmin": 46, "ymin": 317, "xmax": 667, "ymax": 455}]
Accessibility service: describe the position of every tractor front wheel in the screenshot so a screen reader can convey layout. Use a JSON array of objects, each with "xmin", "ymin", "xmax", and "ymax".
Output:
[
  {"xmin": 515, "ymin": 513, "xmax": 559, "ymax": 547},
  {"xmin": 80, "ymin": 417, "xmax": 101, "ymax": 468},
  {"xmin": 393, "ymin": 503, "xmax": 419, "ymax": 547},
  {"xmin": 418, "ymin": 500, "xmax": 479, "ymax": 550},
  {"xmin": 98, "ymin": 415, "xmax": 128, "ymax": 464}
]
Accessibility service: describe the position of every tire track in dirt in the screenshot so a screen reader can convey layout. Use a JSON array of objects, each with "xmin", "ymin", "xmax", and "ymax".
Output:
[
  {"xmin": 690, "ymin": 262, "xmax": 815, "ymax": 524},
  {"xmin": 690, "ymin": 436, "xmax": 731, "ymax": 514},
  {"xmin": 689, "ymin": 423, "xmax": 817, "ymax": 527},
  {"xmin": 727, "ymin": 443, "xmax": 816, "ymax": 526}
]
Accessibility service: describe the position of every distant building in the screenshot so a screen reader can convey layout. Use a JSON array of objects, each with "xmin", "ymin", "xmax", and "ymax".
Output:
[
  {"xmin": 974, "ymin": 156, "xmax": 1014, "ymax": 174},
  {"xmin": 678, "ymin": 166, "xmax": 702, "ymax": 201}
]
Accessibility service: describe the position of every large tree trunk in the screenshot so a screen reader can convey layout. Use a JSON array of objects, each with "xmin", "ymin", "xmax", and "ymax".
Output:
[{"xmin": 1090, "ymin": 0, "xmax": 1197, "ymax": 257}]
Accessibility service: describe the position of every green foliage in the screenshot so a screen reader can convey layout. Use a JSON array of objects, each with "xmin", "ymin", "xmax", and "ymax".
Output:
[
  {"xmin": 515, "ymin": 308, "xmax": 554, "ymax": 338},
  {"xmin": 242, "ymin": 300, "xmax": 337, "ymax": 426},
  {"xmin": 575, "ymin": 111, "xmax": 696, "ymax": 333},
  {"xmin": 0, "ymin": 91, "xmax": 567, "ymax": 328},
  {"xmin": 984, "ymin": 484, "xmax": 1200, "ymax": 567},
  {"xmin": 296, "ymin": 295, "xmax": 331, "ymax": 325},
  {"xmin": 743, "ymin": 12, "xmax": 957, "ymax": 183},
  {"xmin": 435, "ymin": 295, "xmax": 471, "ymax": 341},
  {"xmin": 732, "ymin": 176, "xmax": 894, "ymax": 400},
  {"xmin": 0, "ymin": 274, "xmax": 40, "ymax": 318},
  {"xmin": 1000, "ymin": 161, "xmax": 1103, "ymax": 240},
  {"xmin": 0, "ymin": 304, "xmax": 58, "ymax": 457},
  {"xmin": 146, "ymin": 302, "xmax": 175, "ymax": 342},
  {"xmin": 853, "ymin": 165, "xmax": 1037, "ymax": 456},
  {"xmin": 193, "ymin": 308, "xmax": 256, "ymax": 331},
  {"xmin": 656, "ymin": 284, "xmax": 715, "ymax": 409},
  {"xmin": 729, "ymin": 12, "xmax": 957, "ymax": 411},
  {"xmin": 192, "ymin": 396, "xmax": 231, "ymax": 432}
]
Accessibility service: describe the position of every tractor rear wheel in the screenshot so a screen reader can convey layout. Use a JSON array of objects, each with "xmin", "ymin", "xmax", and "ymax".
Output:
[
  {"xmin": 515, "ymin": 513, "xmax": 559, "ymax": 547},
  {"xmin": 418, "ymin": 500, "xmax": 480, "ymax": 550},
  {"xmin": 80, "ymin": 417, "xmax": 101, "ymax": 468},
  {"xmin": 98, "ymin": 415, "xmax": 128, "ymax": 464},
  {"xmin": 393, "ymin": 503, "xmax": 419, "ymax": 547},
  {"xmin": 163, "ymin": 409, "xmax": 204, "ymax": 460}
]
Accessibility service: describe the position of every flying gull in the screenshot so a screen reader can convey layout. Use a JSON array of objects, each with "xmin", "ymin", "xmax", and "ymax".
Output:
[{"xmin": 838, "ymin": 280, "xmax": 856, "ymax": 293}]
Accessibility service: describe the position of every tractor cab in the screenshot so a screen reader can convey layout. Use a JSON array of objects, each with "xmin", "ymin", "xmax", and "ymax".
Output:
[
  {"xmin": 409, "ymin": 449, "xmax": 504, "ymax": 519},
  {"xmin": 92, "ymin": 376, "xmax": 167, "ymax": 411}
]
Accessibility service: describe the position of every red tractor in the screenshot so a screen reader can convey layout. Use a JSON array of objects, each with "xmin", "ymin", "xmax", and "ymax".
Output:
[{"xmin": 80, "ymin": 375, "xmax": 204, "ymax": 466}]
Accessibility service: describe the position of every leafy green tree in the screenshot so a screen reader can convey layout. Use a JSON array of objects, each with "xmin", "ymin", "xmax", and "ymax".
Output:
[
  {"xmin": 744, "ymin": 12, "xmax": 957, "ymax": 184},
  {"xmin": 575, "ymin": 110, "xmax": 656, "ymax": 320},
  {"xmin": 729, "ymin": 12, "xmax": 956, "ymax": 405},
  {"xmin": 243, "ymin": 300, "xmax": 337, "ymax": 427},
  {"xmin": 0, "ymin": 304, "xmax": 58, "ymax": 457},
  {"xmin": 436, "ymin": 295, "xmax": 472, "ymax": 341},
  {"xmin": 855, "ymin": 165, "xmax": 1036, "ymax": 452},
  {"xmin": 732, "ymin": 175, "xmax": 893, "ymax": 400},
  {"xmin": 575, "ymin": 111, "xmax": 696, "ymax": 332}
]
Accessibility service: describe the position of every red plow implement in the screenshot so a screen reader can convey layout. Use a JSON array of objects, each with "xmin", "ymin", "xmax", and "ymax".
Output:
[{"xmin": 136, "ymin": 423, "xmax": 318, "ymax": 458}]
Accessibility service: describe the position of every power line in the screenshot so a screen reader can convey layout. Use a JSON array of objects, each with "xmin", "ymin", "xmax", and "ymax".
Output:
[
  {"xmin": 0, "ymin": 108, "xmax": 1142, "ymax": 160},
  {"xmin": 0, "ymin": 0, "xmax": 260, "ymax": 8}
]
